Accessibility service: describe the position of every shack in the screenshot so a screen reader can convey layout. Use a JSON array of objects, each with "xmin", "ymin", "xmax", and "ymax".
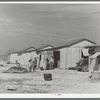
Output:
[
  {"xmin": 59, "ymin": 39, "xmax": 96, "ymax": 69},
  {"xmin": 41, "ymin": 39, "xmax": 96, "ymax": 69},
  {"xmin": 9, "ymin": 39, "xmax": 96, "ymax": 70},
  {"xmin": 9, "ymin": 47, "xmax": 37, "ymax": 66}
]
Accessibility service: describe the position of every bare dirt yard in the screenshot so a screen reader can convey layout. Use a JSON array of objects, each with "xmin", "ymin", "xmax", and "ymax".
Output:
[{"xmin": 0, "ymin": 63, "xmax": 100, "ymax": 93}]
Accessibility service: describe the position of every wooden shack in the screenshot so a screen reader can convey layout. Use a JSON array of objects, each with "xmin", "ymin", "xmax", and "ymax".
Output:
[{"xmin": 43, "ymin": 39, "xmax": 96, "ymax": 69}]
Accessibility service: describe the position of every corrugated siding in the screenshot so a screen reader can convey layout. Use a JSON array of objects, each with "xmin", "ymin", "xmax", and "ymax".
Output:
[
  {"xmin": 60, "ymin": 40, "xmax": 95, "ymax": 69},
  {"xmin": 68, "ymin": 47, "xmax": 81, "ymax": 68},
  {"xmin": 60, "ymin": 48, "xmax": 66, "ymax": 69}
]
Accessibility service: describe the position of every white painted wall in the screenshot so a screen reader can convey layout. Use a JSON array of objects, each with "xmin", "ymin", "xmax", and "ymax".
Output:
[
  {"xmin": 10, "ymin": 53, "xmax": 18, "ymax": 63},
  {"xmin": 10, "ymin": 51, "xmax": 37, "ymax": 66}
]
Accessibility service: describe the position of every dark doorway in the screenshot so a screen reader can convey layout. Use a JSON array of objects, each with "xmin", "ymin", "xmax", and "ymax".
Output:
[{"xmin": 53, "ymin": 51, "xmax": 60, "ymax": 68}]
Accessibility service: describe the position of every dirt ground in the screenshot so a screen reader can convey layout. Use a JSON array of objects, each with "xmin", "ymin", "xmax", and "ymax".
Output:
[{"xmin": 0, "ymin": 62, "xmax": 100, "ymax": 93}]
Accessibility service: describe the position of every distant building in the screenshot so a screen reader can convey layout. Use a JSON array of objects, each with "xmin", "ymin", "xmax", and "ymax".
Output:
[
  {"xmin": 9, "ymin": 45, "xmax": 54, "ymax": 68},
  {"xmin": 9, "ymin": 47, "xmax": 37, "ymax": 66}
]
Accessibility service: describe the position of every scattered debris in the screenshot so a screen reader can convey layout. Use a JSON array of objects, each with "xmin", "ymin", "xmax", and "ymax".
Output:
[
  {"xmin": 7, "ymin": 85, "xmax": 17, "ymax": 91},
  {"xmin": 3, "ymin": 66, "xmax": 28, "ymax": 73}
]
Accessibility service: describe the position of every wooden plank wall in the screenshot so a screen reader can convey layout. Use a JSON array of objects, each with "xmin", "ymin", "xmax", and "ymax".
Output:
[{"xmin": 60, "ymin": 40, "xmax": 95, "ymax": 69}]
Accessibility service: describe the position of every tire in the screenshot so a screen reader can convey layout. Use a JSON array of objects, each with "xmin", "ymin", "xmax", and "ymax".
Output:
[{"xmin": 82, "ymin": 65, "xmax": 88, "ymax": 72}]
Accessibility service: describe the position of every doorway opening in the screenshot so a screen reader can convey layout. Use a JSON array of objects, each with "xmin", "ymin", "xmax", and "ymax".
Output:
[{"xmin": 53, "ymin": 51, "xmax": 60, "ymax": 69}]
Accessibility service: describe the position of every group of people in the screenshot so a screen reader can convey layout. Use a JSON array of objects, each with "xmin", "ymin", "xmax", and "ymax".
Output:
[
  {"xmin": 28, "ymin": 57, "xmax": 37, "ymax": 72},
  {"xmin": 28, "ymin": 56, "xmax": 54, "ymax": 71},
  {"xmin": 15, "ymin": 56, "xmax": 54, "ymax": 72}
]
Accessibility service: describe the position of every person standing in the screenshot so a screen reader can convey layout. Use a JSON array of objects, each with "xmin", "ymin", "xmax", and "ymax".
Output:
[
  {"xmin": 50, "ymin": 56, "xmax": 54, "ymax": 70},
  {"xmin": 28, "ymin": 59, "xmax": 34, "ymax": 72},
  {"xmin": 46, "ymin": 58, "xmax": 50, "ymax": 70},
  {"xmin": 33, "ymin": 57, "xmax": 37, "ymax": 71}
]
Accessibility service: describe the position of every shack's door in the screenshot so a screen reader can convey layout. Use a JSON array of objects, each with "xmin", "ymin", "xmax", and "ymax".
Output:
[{"xmin": 53, "ymin": 51, "xmax": 60, "ymax": 68}]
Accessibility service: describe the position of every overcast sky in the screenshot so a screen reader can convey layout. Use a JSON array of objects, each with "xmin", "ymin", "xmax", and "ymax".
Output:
[{"xmin": 0, "ymin": 4, "xmax": 100, "ymax": 54}]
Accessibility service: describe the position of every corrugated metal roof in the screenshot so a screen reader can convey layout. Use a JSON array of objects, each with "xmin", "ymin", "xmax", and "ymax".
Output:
[
  {"xmin": 10, "ymin": 38, "xmax": 96, "ymax": 54},
  {"xmin": 10, "ymin": 45, "xmax": 54, "ymax": 54},
  {"xmin": 36, "ymin": 45, "xmax": 54, "ymax": 50},
  {"xmin": 10, "ymin": 47, "xmax": 36, "ymax": 54},
  {"xmin": 85, "ymin": 45, "xmax": 100, "ymax": 48},
  {"xmin": 37, "ymin": 38, "xmax": 96, "ymax": 52},
  {"xmin": 57, "ymin": 38, "xmax": 96, "ymax": 48},
  {"xmin": 19, "ymin": 45, "xmax": 54, "ymax": 54}
]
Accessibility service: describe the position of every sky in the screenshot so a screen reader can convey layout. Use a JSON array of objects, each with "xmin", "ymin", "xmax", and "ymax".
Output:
[{"xmin": 0, "ymin": 4, "xmax": 100, "ymax": 54}]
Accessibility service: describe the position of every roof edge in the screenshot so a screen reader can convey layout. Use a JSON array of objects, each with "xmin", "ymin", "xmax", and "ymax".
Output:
[{"xmin": 36, "ymin": 45, "xmax": 54, "ymax": 50}]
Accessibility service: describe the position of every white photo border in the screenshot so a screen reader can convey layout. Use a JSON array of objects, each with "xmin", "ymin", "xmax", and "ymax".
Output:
[{"xmin": 0, "ymin": 1, "xmax": 99, "ymax": 98}]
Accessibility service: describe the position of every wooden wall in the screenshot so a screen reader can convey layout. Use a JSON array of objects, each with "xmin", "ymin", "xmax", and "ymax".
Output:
[{"xmin": 60, "ymin": 40, "xmax": 95, "ymax": 69}]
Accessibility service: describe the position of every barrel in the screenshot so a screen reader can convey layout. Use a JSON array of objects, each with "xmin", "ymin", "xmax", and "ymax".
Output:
[{"xmin": 44, "ymin": 74, "xmax": 52, "ymax": 81}]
